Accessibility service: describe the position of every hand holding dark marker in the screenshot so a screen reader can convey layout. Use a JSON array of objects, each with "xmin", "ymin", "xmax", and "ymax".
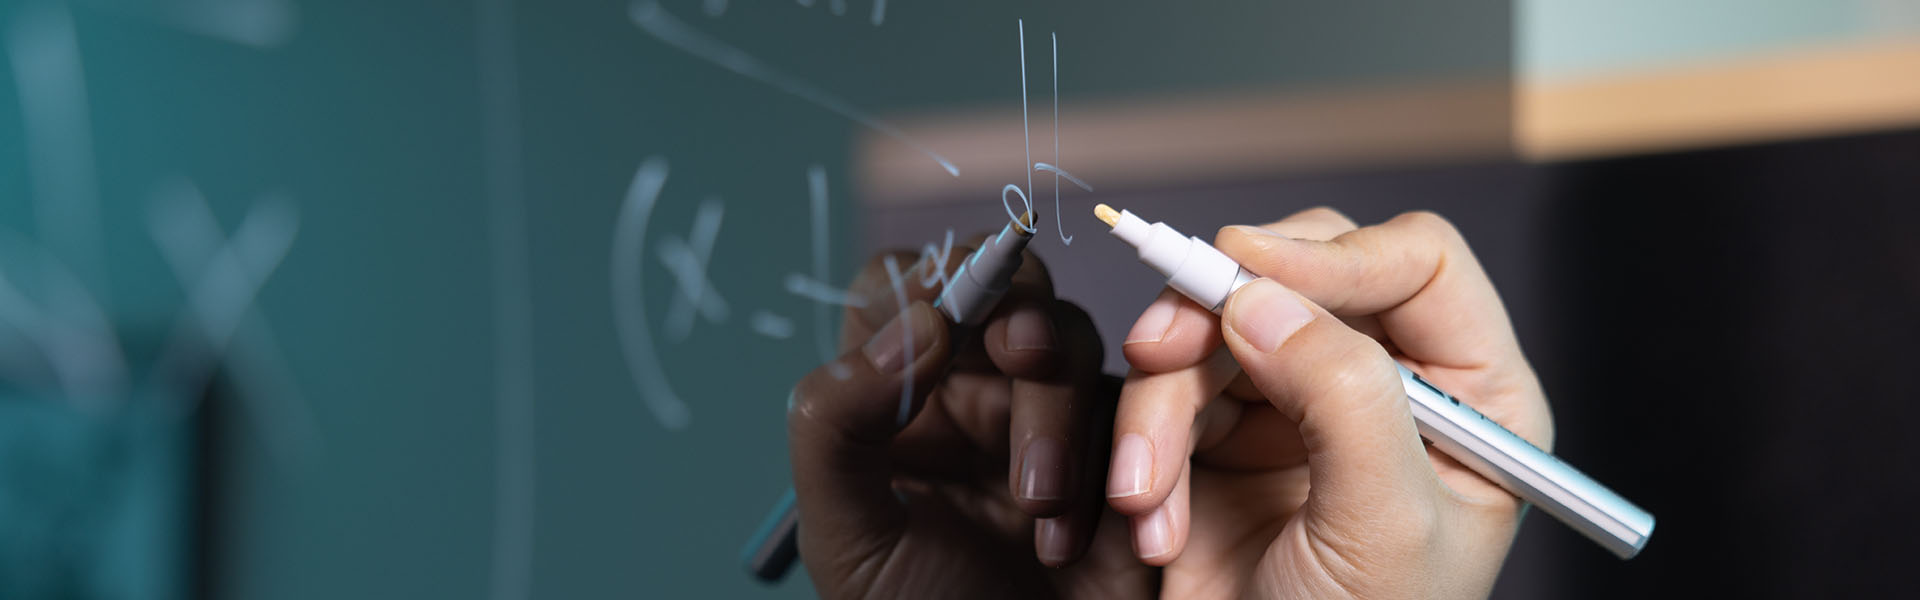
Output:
[{"xmin": 782, "ymin": 214, "xmax": 1149, "ymax": 599}]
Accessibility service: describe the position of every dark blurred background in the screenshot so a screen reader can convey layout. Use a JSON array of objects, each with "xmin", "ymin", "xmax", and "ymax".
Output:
[{"xmin": 0, "ymin": 0, "xmax": 1915, "ymax": 598}]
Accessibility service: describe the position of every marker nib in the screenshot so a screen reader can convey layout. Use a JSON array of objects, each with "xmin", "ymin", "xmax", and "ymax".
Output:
[{"xmin": 1094, "ymin": 204, "xmax": 1120, "ymax": 227}]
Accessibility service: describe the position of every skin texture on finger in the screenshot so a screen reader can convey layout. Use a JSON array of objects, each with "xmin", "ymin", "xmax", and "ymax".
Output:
[
  {"xmin": 1190, "ymin": 402, "xmax": 1308, "ymax": 472},
  {"xmin": 1130, "ymin": 461, "xmax": 1191, "ymax": 565},
  {"xmin": 1217, "ymin": 279, "xmax": 1449, "ymax": 564},
  {"xmin": 1005, "ymin": 300, "xmax": 1103, "ymax": 519},
  {"xmin": 1247, "ymin": 206, "xmax": 1360, "ymax": 242},
  {"xmin": 1246, "ymin": 480, "xmax": 1509, "ymax": 600},
  {"xmin": 1214, "ymin": 212, "xmax": 1552, "ymax": 448},
  {"xmin": 1165, "ymin": 466, "xmax": 1309, "ymax": 598},
  {"xmin": 1120, "ymin": 389, "xmax": 1253, "ymax": 566},
  {"xmin": 1120, "ymin": 288, "xmax": 1221, "ymax": 374},
  {"xmin": 1033, "ymin": 442, "xmax": 1103, "ymax": 567},
  {"xmin": 981, "ymin": 247, "xmax": 1062, "ymax": 380},
  {"xmin": 1050, "ymin": 506, "xmax": 1164, "ymax": 598},
  {"xmin": 1010, "ymin": 304, "xmax": 1114, "ymax": 566},
  {"xmin": 787, "ymin": 302, "xmax": 954, "ymax": 595},
  {"xmin": 1029, "ymin": 373, "xmax": 1120, "ymax": 568},
  {"xmin": 1107, "ymin": 349, "xmax": 1240, "ymax": 516}
]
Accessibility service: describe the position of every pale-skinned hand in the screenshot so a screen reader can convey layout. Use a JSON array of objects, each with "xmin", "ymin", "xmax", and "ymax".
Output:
[{"xmin": 1107, "ymin": 208, "xmax": 1552, "ymax": 598}]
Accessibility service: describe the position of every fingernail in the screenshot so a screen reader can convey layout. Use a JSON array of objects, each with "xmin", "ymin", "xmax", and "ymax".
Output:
[
  {"xmin": 863, "ymin": 306, "xmax": 937, "ymax": 373},
  {"xmin": 1107, "ymin": 433, "xmax": 1152, "ymax": 498},
  {"xmin": 1124, "ymin": 300, "xmax": 1178, "ymax": 345},
  {"xmin": 1225, "ymin": 279, "xmax": 1315, "ymax": 353},
  {"xmin": 1225, "ymin": 224, "xmax": 1286, "ymax": 239},
  {"xmin": 1005, "ymin": 305, "xmax": 1056, "ymax": 352},
  {"xmin": 1036, "ymin": 517, "xmax": 1072, "ymax": 564},
  {"xmin": 1135, "ymin": 506, "xmax": 1173, "ymax": 558},
  {"xmin": 1020, "ymin": 437, "xmax": 1067, "ymax": 501}
]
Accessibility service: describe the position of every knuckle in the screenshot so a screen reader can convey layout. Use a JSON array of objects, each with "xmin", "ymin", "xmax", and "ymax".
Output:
[
  {"xmin": 786, "ymin": 360, "xmax": 891, "ymax": 449},
  {"xmin": 785, "ymin": 393, "xmax": 824, "ymax": 445},
  {"xmin": 1394, "ymin": 209, "xmax": 1450, "ymax": 230},
  {"xmin": 787, "ymin": 368, "xmax": 833, "ymax": 428},
  {"xmin": 788, "ymin": 360, "xmax": 859, "ymax": 421},
  {"xmin": 1313, "ymin": 338, "xmax": 1397, "ymax": 400},
  {"xmin": 1394, "ymin": 211, "xmax": 1466, "ymax": 245}
]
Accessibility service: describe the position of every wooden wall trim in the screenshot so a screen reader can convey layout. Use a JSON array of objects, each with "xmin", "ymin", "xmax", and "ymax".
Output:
[
  {"xmin": 1520, "ymin": 39, "xmax": 1920, "ymax": 161},
  {"xmin": 855, "ymin": 79, "xmax": 1510, "ymax": 204},
  {"xmin": 858, "ymin": 39, "xmax": 1920, "ymax": 204}
]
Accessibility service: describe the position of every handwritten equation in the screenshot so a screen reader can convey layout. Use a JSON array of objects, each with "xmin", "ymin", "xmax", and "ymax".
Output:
[{"xmin": 618, "ymin": 3, "xmax": 1093, "ymax": 430}]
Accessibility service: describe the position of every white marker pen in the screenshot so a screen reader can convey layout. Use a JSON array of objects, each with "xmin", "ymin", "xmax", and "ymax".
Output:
[{"xmin": 1093, "ymin": 204, "xmax": 1655, "ymax": 559}]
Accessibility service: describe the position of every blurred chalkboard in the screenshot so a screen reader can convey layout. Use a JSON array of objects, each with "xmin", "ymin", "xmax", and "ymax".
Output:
[{"xmin": 0, "ymin": 1, "xmax": 1506, "ymax": 597}]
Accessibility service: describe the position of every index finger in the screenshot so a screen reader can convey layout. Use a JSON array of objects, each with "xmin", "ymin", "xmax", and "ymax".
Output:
[
  {"xmin": 1214, "ymin": 211, "xmax": 1517, "ymax": 369},
  {"xmin": 1213, "ymin": 211, "xmax": 1550, "ymax": 446}
]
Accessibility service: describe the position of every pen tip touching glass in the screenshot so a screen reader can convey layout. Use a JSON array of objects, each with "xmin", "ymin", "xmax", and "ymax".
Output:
[{"xmin": 1094, "ymin": 204, "xmax": 1120, "ymax": 227}]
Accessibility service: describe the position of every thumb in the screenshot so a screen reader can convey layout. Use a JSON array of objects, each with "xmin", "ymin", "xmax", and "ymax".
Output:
[
  {"xmin": 1217, "ymin": 279, "xmax": 1443, "ymax": 540},
  {"xmin": 787, "ymin": 301, "xmax": 952, "ymax": 583}
]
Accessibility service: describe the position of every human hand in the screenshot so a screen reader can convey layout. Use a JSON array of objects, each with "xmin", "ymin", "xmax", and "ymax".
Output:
[
  {"xmin": 1107, "ymin": 209, "xmax": 1552, "ymax": 598},
  {"xmin": 788, "ymin": 243, "xmax": 1150, "ymax": 599}
]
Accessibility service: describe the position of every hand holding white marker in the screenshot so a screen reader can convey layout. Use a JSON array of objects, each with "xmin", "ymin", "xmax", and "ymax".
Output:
[{"xmin": 1096, "ymin": 204, "xmax": 1652, "ymax": 598}]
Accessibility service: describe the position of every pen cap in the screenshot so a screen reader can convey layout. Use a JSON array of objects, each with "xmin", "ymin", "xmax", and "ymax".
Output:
[
  {"xmin": 1109, "ymin": 210, "xmax": 1244, "ymax": 311},
  {"xmin": 1166, "ymin": 237, "xmax": 1244, "ymax": 311},
  {"xmin": 1109, "ymin": 209, "xmax": 1156, "ymax": 247}
]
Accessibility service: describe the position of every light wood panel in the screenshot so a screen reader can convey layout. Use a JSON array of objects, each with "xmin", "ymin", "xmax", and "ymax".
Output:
[{"xmin": 859, "ymin": 39, "xmax": 1920, "ymax": 203}]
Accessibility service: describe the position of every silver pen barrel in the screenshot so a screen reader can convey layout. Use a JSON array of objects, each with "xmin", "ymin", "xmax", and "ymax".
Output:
[{"xmin": 1399, "ymin": 364, "xmax": 1655, "ymax": 558}]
